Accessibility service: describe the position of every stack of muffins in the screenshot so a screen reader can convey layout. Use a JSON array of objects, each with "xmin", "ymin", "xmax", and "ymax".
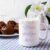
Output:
[{"xmin": 0, "ymin": 21, "xmax": 19, "ymax": 35}]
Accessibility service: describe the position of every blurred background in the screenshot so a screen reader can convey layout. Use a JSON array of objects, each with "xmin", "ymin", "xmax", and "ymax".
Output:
[{"xmin": 0, "ymin": 0, "xmax": 50, "ymax": 24}]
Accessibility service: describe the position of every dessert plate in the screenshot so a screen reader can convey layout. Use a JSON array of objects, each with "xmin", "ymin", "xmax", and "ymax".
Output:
[{"xmin": 0, "ymin": 33, "xmax": 19, "ymax": 38}]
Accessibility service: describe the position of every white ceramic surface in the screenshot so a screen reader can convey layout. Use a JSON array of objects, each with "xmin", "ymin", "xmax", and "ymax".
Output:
[{"xmin": 19, "ymin": 16, "xmax": 48, "ymax": 46}]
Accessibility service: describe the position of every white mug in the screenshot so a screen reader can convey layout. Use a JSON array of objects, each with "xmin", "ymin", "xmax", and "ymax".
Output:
[{"xmin": 19, "ymin": 16, "xmax": 48, "ymax": 47}]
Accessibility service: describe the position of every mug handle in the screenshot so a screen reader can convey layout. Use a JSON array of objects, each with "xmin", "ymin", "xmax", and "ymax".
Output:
[
  {"xmin": 39, "ymin": 27, "xmax": 48, "ymax": 40},
  {"xmin": 39, "ymin": 11, "xmax": 48, "ymax": 42}
]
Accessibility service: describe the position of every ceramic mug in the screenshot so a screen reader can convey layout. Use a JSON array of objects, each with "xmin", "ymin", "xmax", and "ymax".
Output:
[{"xmin": 19, "ymin": 16, "xmax": 48, "ymax": 47}]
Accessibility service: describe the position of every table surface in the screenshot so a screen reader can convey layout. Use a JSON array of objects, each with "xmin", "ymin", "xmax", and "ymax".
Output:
[{"xmin": 0, "ymin": 30, "xmax": 50, "ymax": 50}]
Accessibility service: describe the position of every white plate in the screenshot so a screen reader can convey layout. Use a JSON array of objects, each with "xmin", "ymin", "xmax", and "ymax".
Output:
[{"xmin": 0, "ymin": 33, "xmax": 19, "ymax": 37}]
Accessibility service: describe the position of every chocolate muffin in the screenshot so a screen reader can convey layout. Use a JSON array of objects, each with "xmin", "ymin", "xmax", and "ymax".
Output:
[
  {"xmin": 14, "ymin": 23, "xmax": 19, "ymax": 33},
  {"xmin": 1, "ymin": 20, "xmax": 19, "ymax": 35},
  {"xmin": 1, "ymin": 26, "xmax": 7, "ymax": 34},
  {"xmin": 0, "ymin": 21, "xmax": 6, "ymax": 34},
  {"xmin": 7, "ymin": 21, "xmax": 19, "ymax": 33},
  {"xmin": 7, "ymin": 21, "xmax": 17, "ymax": 27},
  {"xmin": 1, "ymin": 21, "xmax": 17, "ymax": 35}
]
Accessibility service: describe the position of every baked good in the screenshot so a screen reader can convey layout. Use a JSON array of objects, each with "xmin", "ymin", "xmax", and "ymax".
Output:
[
  {"xmin": 14, "ymin": 23, "xmax": 19, "ymax": 33},
  {"xmin": 1, "ymin": 20, "xmax": 19, "ymax": 35},
  {"xmin": 1, "ymin": 21, "xmax": 16, "ymax": 34},
  {"xmin": 7, "ymin": 21, "xmax": 17, "ymax": 27},
  {"xmin": 1, "ymin": 21, "xmax": 19, "ymax": 35},
  {"xmin": 0, "ymin": 21, "xmax": 6, "ymax": 34}
]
